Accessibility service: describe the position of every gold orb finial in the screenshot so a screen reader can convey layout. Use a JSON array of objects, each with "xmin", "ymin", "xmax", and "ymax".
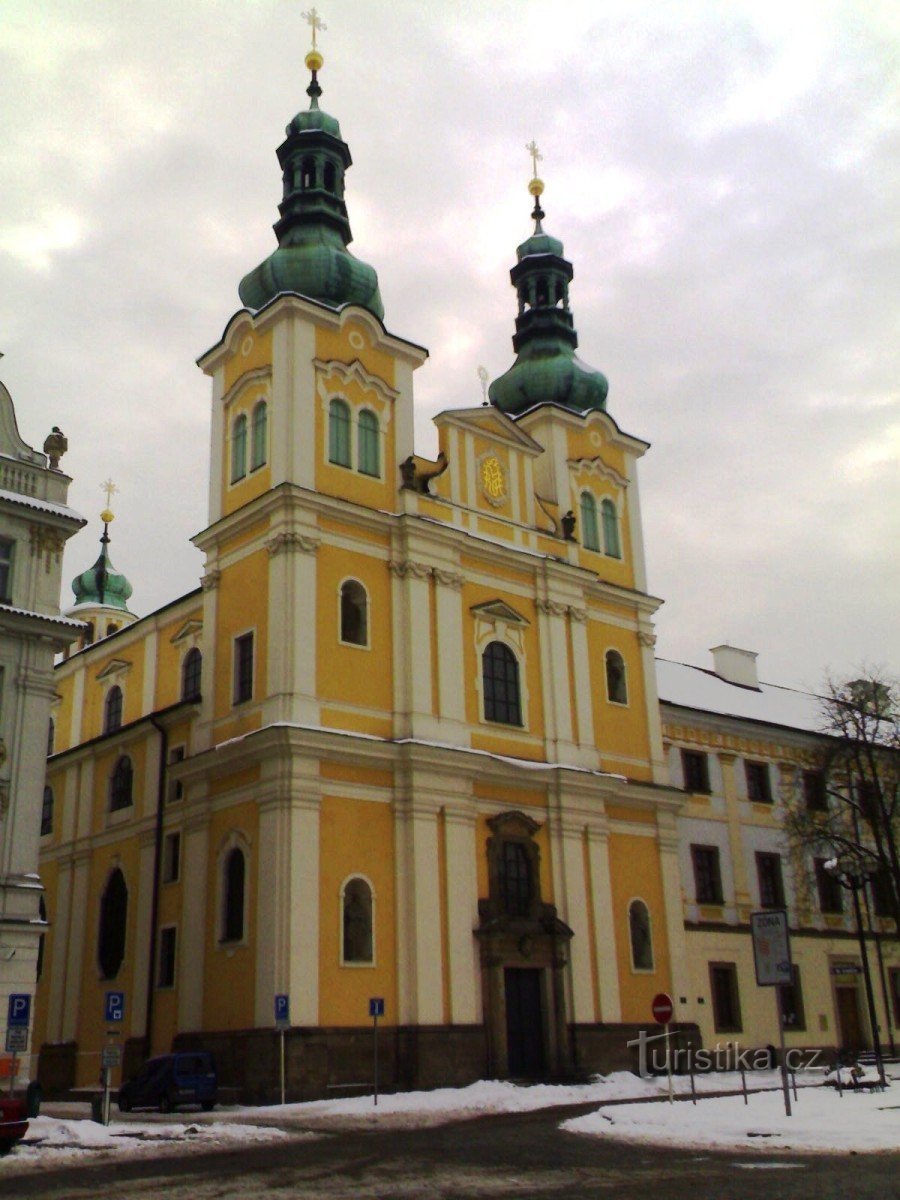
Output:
[
  {"xmin": 100, "ymin": 508, "xmax": 115, "ymax": 525},
  {"xmin": 100, "ymin": 478, "xmax": 118, "ymax": 525},
  {"xmin": 302, "ymin": 8, "xmax": 327, "ymax": 66},
  {"xmin": 528, "ymin": 177, "xmax": 545, "ymax": 197},
  {"xmin": 305, "ymin": 48, "xmax": 324, "ymax": 72}
]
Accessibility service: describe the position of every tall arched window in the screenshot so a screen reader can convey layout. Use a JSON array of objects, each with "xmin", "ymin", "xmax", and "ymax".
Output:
[
  {"xmin": 580, "ymin": 491, "xmax": 600, "ymax": 551},
  {"xmin": 221, "ymin": 847, "xmax": 246, "ymax": 942},
  {"xmin": 357, "ymin": 409, "xmax": 380, "ymax": 477},
  {"xmin": 629, "ymin": 899, "xmax": 654, "ymax": 970},
  {"xmin": 328, "ymin": 399, "xmax": 351, "ymax": 467},
  {"xmin": 323, "ymin": 161, "xmax": 336, "ymax": 192},
  {"xmin": 251, "ymin": 400, "xmax": 267, "ymax": 470},
  {"xmin": 109, "ymin": 755, "xmax": 134, "ymax": 811},
  {"xmin": 104, "ymin": 685, "xmax": 123, "ymax": 734},
  {"xmin": 498, "ymin": 840, "xmax": 532, "ymax": 917},
  {"xmin": 482, "ymin": 641, "xmax": 522, "ymax": 726},
  {"xmin": 601, "ymin": 498, "xmax": 621, "ymax": 558},
  {"xmin": 339, "ymin": 579, "xmax": 368, "ymax": 646},
  {"xmin": 301, "ymin": 156, "xmax": 316, "ymax": 189},
  {"xmin": 40, "ymin": 786, "xmax": 53, "ymax": 837},
  {"xmin": 231, "ymin": 413, "xmax": 248, "ymax": 482},
  {"xmin": 342, "ymin": 876, "xmax": 373, "ymax": 964},
  {"xmin": 181, "ymin": 647, "xmax": 202, "ymax": 701},
  {"xmin": 605, "ymin": 650, "xmax": 628, "ymax": 705},
  {"xmin": 98, "ymin": 868, "xmax": 128, "ymax": 979}
]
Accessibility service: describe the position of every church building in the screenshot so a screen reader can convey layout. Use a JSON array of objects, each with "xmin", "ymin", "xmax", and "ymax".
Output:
[{"xmin": 34, "ymin": 39, "xmax": 691, "ymax": 1099}]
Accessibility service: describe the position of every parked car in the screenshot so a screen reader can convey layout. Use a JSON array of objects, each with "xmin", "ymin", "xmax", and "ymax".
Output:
[
  {"xmin": 117, "ymin": 1052, "xmax": 217, "ymax": 1113},
  {"xmin": 0, "ymin": 1097, "xmax": 28, "ymax": 1155}
]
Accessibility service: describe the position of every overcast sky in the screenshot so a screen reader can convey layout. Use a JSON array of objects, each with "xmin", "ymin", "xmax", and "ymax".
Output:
[{"xmin": 2, "ymin": 0, "xmax": 897, "ymax": 692}]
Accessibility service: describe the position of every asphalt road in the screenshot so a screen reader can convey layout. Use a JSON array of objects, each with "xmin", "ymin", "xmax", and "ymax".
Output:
[{"xmin": 2, "ymin": 1102, "xmax": 898, "ymax": 1200}]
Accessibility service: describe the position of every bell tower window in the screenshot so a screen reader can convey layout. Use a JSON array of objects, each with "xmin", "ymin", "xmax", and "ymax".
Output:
[{"xmin": 324, "ymin": 161, "xmax": 336, "ymax": 192}]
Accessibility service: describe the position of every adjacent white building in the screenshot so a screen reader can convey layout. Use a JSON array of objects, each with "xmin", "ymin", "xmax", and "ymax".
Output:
[{"xmin": 0, "ymin": 372, "xmax": 84, "ymax": 1077}]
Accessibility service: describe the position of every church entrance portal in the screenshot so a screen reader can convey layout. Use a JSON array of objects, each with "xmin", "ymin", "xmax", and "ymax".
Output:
[{"xmin": 504, "ymin": 967, "xmax": 545, "ymax": 1077}]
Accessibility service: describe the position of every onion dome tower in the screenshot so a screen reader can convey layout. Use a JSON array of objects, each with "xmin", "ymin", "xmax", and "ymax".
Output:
[
  {"xmin": 66, "ymin": 480, "xmax": 137, "ymax": 647},
  {"xmin": 489, "ymin": 145, "xmax": 608, "ymax": 417},
  {"xmin": 238, "ymin": 12, "xmax": 384, "ymax": 319}
]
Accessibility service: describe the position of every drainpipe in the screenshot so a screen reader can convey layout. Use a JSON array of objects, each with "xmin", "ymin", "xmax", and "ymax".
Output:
[{"xmin": 144, "ymin": 717, "xmax": 168, "ymax": 1059}]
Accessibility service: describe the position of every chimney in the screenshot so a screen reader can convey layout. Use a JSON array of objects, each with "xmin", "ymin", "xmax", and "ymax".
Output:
[{"xmin": 710, "ymin": 644, "xmax": 760, "ymax": 689}]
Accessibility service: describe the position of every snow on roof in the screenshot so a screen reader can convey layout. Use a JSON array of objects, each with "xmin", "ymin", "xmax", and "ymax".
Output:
[
  {"xmin": 0, "ymin": 603, "xmax": 86, "ymax": 630},
  {"xmin": 656, "ymin": 657, "xmax": 824, "ymax": 735},
  {"xmin": 0, "ymin": 486, "xmax": 84, "ymax": 523}
]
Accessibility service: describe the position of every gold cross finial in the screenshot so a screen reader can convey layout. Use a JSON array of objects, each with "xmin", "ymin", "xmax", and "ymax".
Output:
[
  {"xmin": 526, "ymin": 140, "xmax": 543, "ymax": 179},
  {"xmin": 302, "ymin": 7, "xmax": 327, "ymax": 50},
  {"xmin": 101, "ymin": 478, "xmax": 118, "ymax": 508}
]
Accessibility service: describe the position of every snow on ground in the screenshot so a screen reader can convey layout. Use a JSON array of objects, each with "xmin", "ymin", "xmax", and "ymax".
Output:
[
  {"xmin": 562, "ymin": 1083, "xmax": 900, "ymax": 1153},
  {"xmin": 3, "ymin": 1114, "xmax": 296, "ymax": 1173},
  {"xmin": 3, "ymin": 1069, "xmax": 895, "ymax": 1172}
]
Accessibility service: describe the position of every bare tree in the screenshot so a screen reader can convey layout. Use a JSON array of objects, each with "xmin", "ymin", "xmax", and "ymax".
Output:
[{"xmin": 783, "ymin": 671, "xmax": 900, "ymax": 933}]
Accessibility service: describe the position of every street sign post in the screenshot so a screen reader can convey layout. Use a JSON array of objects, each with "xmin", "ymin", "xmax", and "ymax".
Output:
[
  {"xmin": 369, "ymin": 998, "xmax": 385, "ymax": 1107},
  {"xmin": 274, "ymin": 995, "xmax": 290, "ymax": 1104},
  {"xmin": 100, "ymin": 992, "xmax": 125, "ymax": 1124},
  {"xmin": 750, "ymin": 910, "xmax": 793, "ymax": 1118},
  {"xmin": 651, "ymin": 993, "xmax": 675, "ymax": 1103}
]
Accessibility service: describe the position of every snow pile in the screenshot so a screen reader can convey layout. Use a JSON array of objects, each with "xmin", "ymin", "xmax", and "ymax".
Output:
[
  {"xmin": 7, "ymin": 1115, "xmax": 292, "ymax": 1170},
  {"xmin": 562, "ymin": 1084, "xmax": 899, "ymax": 1152}
]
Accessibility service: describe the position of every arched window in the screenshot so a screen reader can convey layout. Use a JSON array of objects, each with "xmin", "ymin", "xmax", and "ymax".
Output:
[
  {"xmin": 629, "ymin": 899, "xmax": 654, "ymax": 970},
  {"xmin": 106, "ymin": 622, "xmax": 119, "ymax": 636},
  {"xmin": 40, "ymin": 786, "xmax": 53, "ymax": 837},
  {"xmin": 339, "ymin": 579, "xmax": 368, "ymax": 646},
  {"xmin": 181, "ymin": 647, "xmax": 202, "ymax": 701},
  {"xmin": 328, "ymin": 399, "xmax": 351, "ymax": 467},
  {"xmin": 357, "ymin": 409, "xmax": 380, "ymax": 477},
  {"xmin": 98, "ymin": 868, "xmax": 128, "ymax": 979},
  {"xmin": 251, "ymin": 400, "xmax": 267, "ymax": 470},
  {"xmin": 84, "ymin": 620, "xmax": 95, "ymax": 646},
  {"xmin": 601, "ymin": 498, "xmax": 621, "ymax": 558},
  {"xmin": 580, "ymin": 491, "xmax": 600, "ymax": 551},
  {"xmin": 482, "ymin": 641, "xmax": 522, "ymax": 726},
  {"xmin": 323, "ymin": 161, "xmax": 336, "ymax": 192},
  {"xmin": 109, "ymin": 755, "xmax": 134, "ymax": 811},
  {"xmin": 47, "ymin": 718, "xmax": 55, "ymax": 757},
  {"xmin": 221, "ymin": 847, "xmax": 245, "ymax": 943},
  {"xmin": 104, "ymin": 685, "xmax": 123, "ymax": 734},
  {"xmin": 231, "ymin": 413, "xmax": 248, "ymax": 483},
  {"xmin": 536, "ymin": 276, "xmax": 548, "ymax": 307},
  {"xmin": 498, "ymin": 840, "xmax": 532, "ymax": 917},
  {"xmin": 342, "ymin": 876, "xmax": 373, "ymax": 964},
  {"xmin": 40, "ymin": 787, "xmax": 53, "ymax": 835},
  {"xmin": 605, "ymin": 650, "xmax": 628, "ymax": 705},
  {"xmin": 301, "ymin": 156, "xmax": 316, "ymax": 189},
  {"xmin": 36, "ymin": 895, "xmax": 47, "ymax": 982}
]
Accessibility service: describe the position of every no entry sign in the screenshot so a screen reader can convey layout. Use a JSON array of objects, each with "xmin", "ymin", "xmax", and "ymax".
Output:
[{"xmin": 651, "ymin": 992, "xmax": 674, "ymax": 1024}]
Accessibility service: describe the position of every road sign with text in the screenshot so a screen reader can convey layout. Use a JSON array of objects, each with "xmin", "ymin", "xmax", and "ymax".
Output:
[{"xmin": 751, "ymin": 910, "xmax": 793, "ymax": 986}]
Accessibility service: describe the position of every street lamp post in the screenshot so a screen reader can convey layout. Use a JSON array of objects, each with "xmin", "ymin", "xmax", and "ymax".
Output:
[{"xmin": 826, "ymin": 854, "xmax": 887, "ymax": 1088}]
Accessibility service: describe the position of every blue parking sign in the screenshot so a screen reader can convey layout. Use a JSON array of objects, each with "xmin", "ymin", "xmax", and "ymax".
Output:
[
  {"xmin": 104, "ymin": 991, "xmax": 125, "ymax": 1023},
  {"xmin": 7, "ymin": 994, "xmax": 30, "ymax": 1028},
  {"xmin": 274, "ymin": 994, "xmax": 290, "ymax": 1025}
]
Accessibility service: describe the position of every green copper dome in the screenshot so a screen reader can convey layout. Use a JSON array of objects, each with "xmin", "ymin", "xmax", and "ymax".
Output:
[
  {"xmin": 239, "ymin": 72, "xmax": 383, "ymax": 319},
  {"xmin": 71, "ymin": 526, "xmax": 133, "ymax": 612},
  {"xmin": 490, "ymin": 194, "xmax": 608, "ymax": 417}
]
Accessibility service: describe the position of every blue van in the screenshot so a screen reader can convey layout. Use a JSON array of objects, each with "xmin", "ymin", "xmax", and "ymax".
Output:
[{"xmin": 117, "ymin": 1052, "xmax": 217, "ymax": 1113}]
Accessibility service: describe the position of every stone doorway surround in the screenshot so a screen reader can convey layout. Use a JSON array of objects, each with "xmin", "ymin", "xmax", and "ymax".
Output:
[{"xmin": 475, "ymin": 811, "xmax": 574, "ymax": 1079}]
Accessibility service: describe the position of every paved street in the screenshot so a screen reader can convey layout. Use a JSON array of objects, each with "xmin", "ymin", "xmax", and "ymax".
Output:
[{"xmin": 3, "ymin": 1102, "xmax": 898, "ymax": 1200}]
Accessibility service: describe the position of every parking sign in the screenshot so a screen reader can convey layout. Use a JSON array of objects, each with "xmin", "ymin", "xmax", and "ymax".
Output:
[
  {"xmin": 274, "ymin": 994, "xmax": 290, "ymax": 1028},
  {"xmin": 7, "ymin": 994, "xmax": 30, "ymax": 1028},
  {"xmin": 104, "ymin": 991, "xmax": 125, "ymax": 1023}
]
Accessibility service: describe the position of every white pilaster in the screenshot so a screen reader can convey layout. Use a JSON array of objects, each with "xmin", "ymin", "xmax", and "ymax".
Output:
[
  {"xmin": 587, "ymin": 826, "xmax": 621, "ymax": 1022},
  {"xmin": 657, "ymin": 818, "xmax": 690, "ymax": 1011},
  {"xmin": 178, "ymin": 816, "xmax": 209, "ymax": 1031},
  {"xmin": 141, "ymin": 631, "xmax": 158, "ymax": 715},
  {"xmin": 560, "ymin": 817, "xmax": 594, "ymax": 1023},
  {"xmin": 444, "ymin": 806, "xmax": 480, "ymax": 1024}
]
